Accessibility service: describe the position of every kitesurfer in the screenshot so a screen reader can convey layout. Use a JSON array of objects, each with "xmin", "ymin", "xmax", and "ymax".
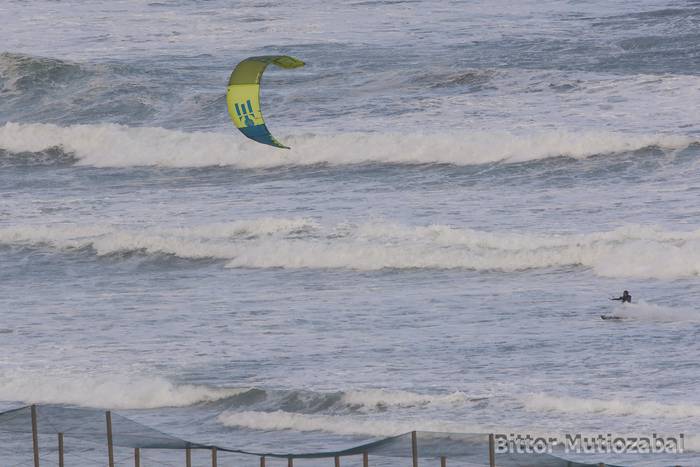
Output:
[{"xmin": 611, "ymin": 290, "xmax": 632, "ymax": 303}]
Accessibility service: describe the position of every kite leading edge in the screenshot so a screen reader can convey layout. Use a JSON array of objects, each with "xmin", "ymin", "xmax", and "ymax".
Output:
[{"xmin": 226, "ymin": 55, "xmax": 305, "ymax": 149}]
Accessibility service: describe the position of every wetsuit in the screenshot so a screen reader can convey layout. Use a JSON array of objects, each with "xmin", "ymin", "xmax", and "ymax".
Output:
[{"xmin": 612, "ymin": 293, "xmax": 631, "ymax": 303}]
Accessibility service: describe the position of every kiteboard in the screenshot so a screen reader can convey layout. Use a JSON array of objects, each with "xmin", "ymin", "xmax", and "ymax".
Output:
[{"xmin": 601, "ymin": 315, "xmax": 624, "ymax": 321}]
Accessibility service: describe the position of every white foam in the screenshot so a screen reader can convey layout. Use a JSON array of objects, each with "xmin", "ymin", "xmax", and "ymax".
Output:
[
  {"xmin": 0, "ymin": 370, "xmax": 247, "ymax": 409},
  {"xmin": 217, "ymin": 409, "xmax": 700, "ymax": 455},
  {"xmin": 613, "ymin": 301, "xmax": 700, "ymax": 322},
  {"xmin": 3, "ymin": 221, "xmax": 700, "ymax": 279},
  {"xmin": 0, "ymin": 218, "xmax": 316, "ymax": 253},
  {"xmin": 523, "ymin": 393, "xmax": 700, "ymax": 419},
  {"xmin": 218, "ymin": 410, "xmax": 484, "ymax": 437},
  {"xmin": 0, "ymin": 122, "xmax": 694, "ymax": 168},
  {"xmin": 227, "ymin": 224, "xmax": 700, "ymax": 279}
]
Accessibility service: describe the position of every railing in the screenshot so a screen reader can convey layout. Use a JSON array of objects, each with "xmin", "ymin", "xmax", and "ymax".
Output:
[{"xmin": 0, "ymin": 405, "xmax": 666, "ymax": 467}]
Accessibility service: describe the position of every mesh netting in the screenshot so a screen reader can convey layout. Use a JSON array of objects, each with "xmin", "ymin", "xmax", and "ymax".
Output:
[
  {"xmin": 0, "ymin": 405, "xmax": 626, "ymax": 467},
  {"xmin": 268, "ymin": 432, "xmax": 621, "ymax": 467}
]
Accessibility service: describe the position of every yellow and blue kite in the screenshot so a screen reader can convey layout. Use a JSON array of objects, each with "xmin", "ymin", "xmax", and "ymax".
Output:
[{"xmin": 226, "ymin": 55, "xmax": 305, "ymax": 149}]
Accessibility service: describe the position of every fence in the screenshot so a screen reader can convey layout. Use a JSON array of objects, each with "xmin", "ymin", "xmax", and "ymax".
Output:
[{"xmin": 0, "ymin": 405, "xmax": 641, "ymax": 467}]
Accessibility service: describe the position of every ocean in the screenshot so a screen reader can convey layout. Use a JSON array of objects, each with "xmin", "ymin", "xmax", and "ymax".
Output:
[{"xmin": 1, "ymin": 0, "xmax": 700, "ymax": 465}]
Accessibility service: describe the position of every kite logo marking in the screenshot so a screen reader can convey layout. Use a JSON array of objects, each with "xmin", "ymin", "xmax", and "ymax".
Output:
[{"xmin": 234, "ymin": 100, "xmax": 256, "ymax": 127}]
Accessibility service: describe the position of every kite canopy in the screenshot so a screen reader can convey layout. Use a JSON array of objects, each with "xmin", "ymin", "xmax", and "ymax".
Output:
[{"xmin": 226, "ymin": 55, "xmax": 305, "ymax": 149}]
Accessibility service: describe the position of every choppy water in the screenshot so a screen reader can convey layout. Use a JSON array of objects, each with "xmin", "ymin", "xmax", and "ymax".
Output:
[{"xmin": 2, "ymin": 1, "xmax": 700, "ymax": 465}]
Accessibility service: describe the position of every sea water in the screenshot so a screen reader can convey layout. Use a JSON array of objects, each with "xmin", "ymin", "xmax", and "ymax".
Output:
[{"xmin": 1, "ymin": 1, "xmax": 700, "ymax": 465}]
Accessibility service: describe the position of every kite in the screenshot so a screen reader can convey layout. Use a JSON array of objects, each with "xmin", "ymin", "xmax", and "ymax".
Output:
[{"xmin": 226, "ymin": 55, "xmax": 305, "ymax": 149}]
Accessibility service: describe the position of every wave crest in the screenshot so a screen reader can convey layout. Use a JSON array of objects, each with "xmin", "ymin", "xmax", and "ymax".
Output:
[
  {"xmin": 0, "ymin": 53, "xmax": 86, "ymax": 94},
  {"xmin": 0, "ymin": 370, "xmax": 246, "ymax": 409},
  {"xmin": 2, "ymin": 221, "xmax": 700, "ymax": 279},
  {"xmin": 0, "ymin": 122, "xmax": 694, "ymax": 168},
  {"xmin": 217, "ymin": 410, "xmax": 484, "ymax": 436},
  {"xmin": 523, "ymin": 393, "xmax": 700, "ymax": 419}
]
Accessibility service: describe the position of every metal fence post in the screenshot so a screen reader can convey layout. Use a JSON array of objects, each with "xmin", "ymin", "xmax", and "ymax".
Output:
[
  {"xmin": 411, "ymin": 431, "xmax": 418, "ymax": 467},
  {"xmin": 58, "ymin": 433, "xmax": 64, "ymax": 467},
  {"xmin": 106, "ymin": 411, "xmax": 115, "ymax": 467},
  {"xmin": 31, "ymin": 405, "xmax": 40, "ymax": 467}
]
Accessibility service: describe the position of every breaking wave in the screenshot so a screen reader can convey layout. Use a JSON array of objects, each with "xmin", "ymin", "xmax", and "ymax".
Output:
[
  {"xmin": 0, "ymin": 363, "xmax": 479, "ymax": 414},
  {"xmin": 0, "ymin": 122, "xmax": 694, "ymax": 168},
  {"xmin": 523, "ymin": 393, "xmax": 700, "ymax": 419},
  {"xmin": 217, "ymin": 410, "xmax": 485, "ymax": 437},
  {"xmin": 2, "ymin": 220, "xmax": 700, "ymax": 279},
  {"xmin": 212, "ymin": 388, "xmax": 480, "ymax": 414},
  {"xmin": 0, "ymin": 370, "xmax": 246, "ymax": 410},
  {"xmin": 217, "ymin": 408, "xmax": 700, "ymax": 452},
  {"xmin": 0, "ymin": 371, "xmax": 478, "ymax": 414}
]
